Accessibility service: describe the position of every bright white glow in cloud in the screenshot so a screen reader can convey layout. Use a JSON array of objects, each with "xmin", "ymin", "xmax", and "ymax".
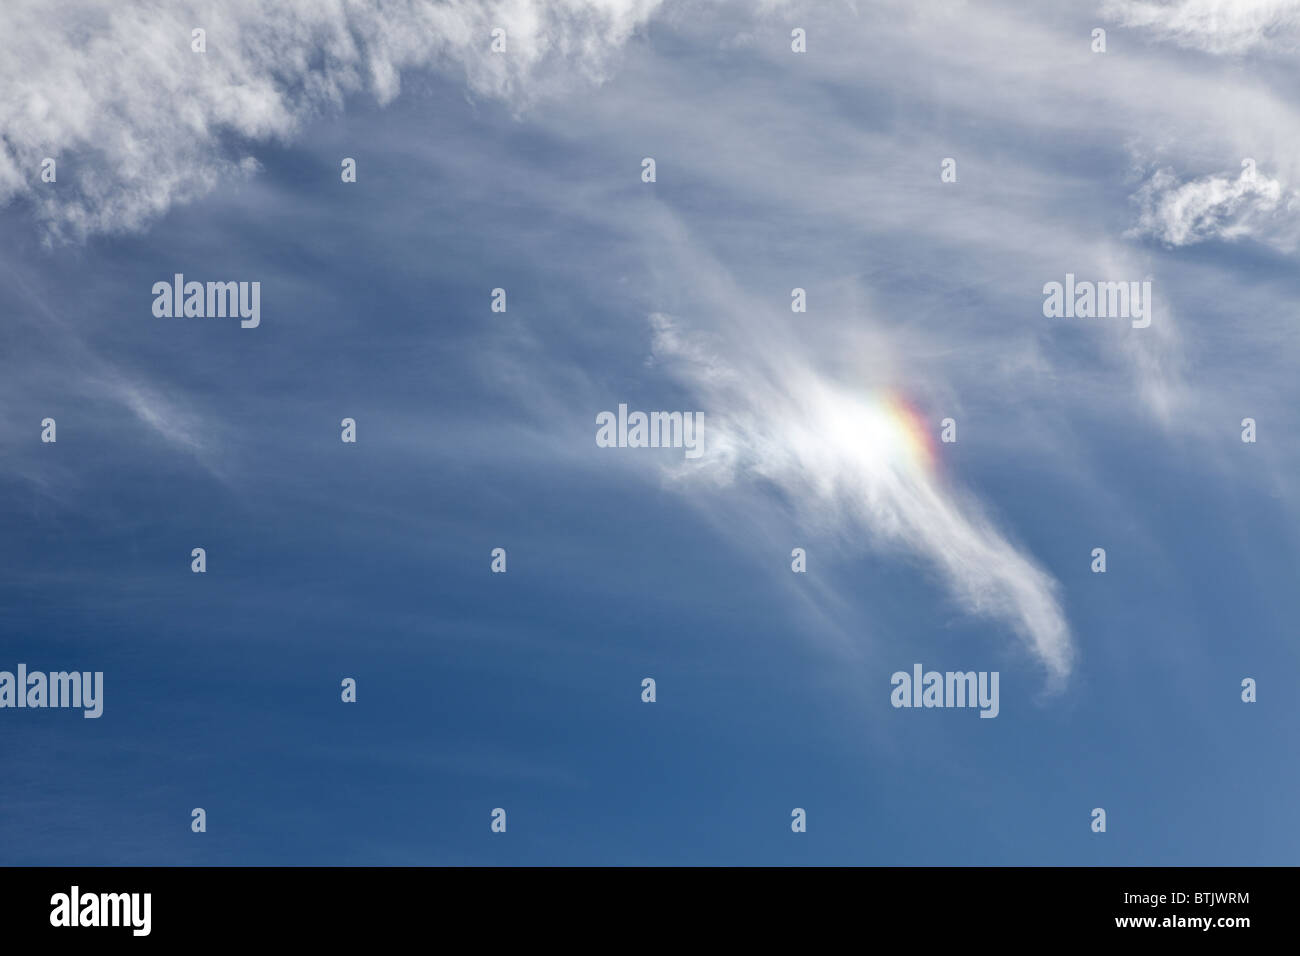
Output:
[{"xmin": 648, "ymin": 312, "xmax": 1075, "ymax": 685}]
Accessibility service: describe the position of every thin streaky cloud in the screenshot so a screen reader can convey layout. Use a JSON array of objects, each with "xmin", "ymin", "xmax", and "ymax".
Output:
[
  {"xmin": 648, "ymin": 305, "xmax": 1075, "ymax": 685},
  {"xmin": 1102, "ymin": 0, "xmax": 1300, "ymax": 54},
  {"xmin": 0, "ymin": 0, "xmax": 662, "ymax": 241}
]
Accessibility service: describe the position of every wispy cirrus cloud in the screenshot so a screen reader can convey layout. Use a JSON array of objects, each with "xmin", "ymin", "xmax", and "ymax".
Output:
[
  {"xmin": 1102, "ymin": 0, "xmax": 1300, "ymax": 54},
  {"xmin": 10, "ymin": 0, "xmax": 1300, "ymax": 688},
  {"xmin": 0, "ymin": 0, "xmax": 662, "ymax": 241},
  {"xmin": 648, "ymin": 308, "xmax": 1075, "ymax": 684}
]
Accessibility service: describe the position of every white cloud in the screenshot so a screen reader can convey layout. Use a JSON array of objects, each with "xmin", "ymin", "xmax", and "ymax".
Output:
[
  {"xmin": 1127, "ymin": 164, "xmax": 1298, "ymax": 249},
  {"xmin": 0, "ymin": 0, "xmax": 662, "ymax": 240},
  {"xmin": 1102, "ymin": 0, "xmax": 1300, "ymax": 54},
  {"xmin": 11, "ymin": 0, "xmax": 1300, "ymax": 685},
  {"xmin": 647, "ymin": 307, "xmax": 1076, "ymax": 685}
]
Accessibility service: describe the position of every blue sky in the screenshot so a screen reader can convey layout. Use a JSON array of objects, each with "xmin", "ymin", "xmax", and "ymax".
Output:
[{"xmin": 1, "ymin": 0, "xmax": 1298, "ymax": 865}]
